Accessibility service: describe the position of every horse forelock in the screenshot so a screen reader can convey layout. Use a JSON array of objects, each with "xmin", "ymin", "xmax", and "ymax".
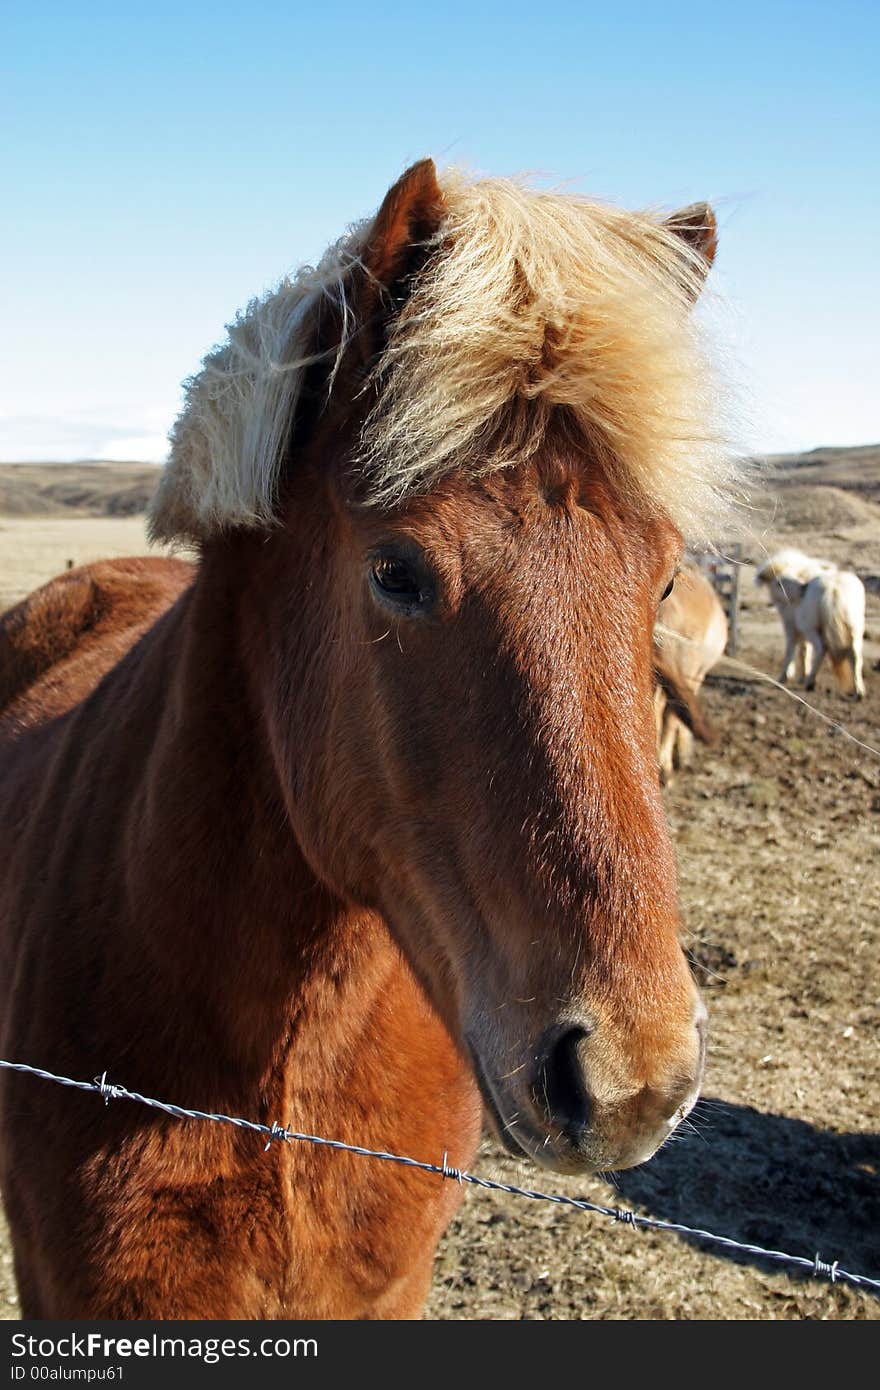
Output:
[{"xmin": 149, "ymin": 173, "xmax": 737, "ymax": 546}]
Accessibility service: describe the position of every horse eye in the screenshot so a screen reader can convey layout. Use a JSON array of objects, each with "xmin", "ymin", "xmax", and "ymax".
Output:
[
  {"xmin": 660, "ymin": 577, "xmax": 675, "ymax": 602},
  {"xmin": 370, "ymin": 554, "xmax": 426, "ymax": 608}
]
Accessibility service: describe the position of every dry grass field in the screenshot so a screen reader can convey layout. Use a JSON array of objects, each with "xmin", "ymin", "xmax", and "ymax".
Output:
[
  {"xmin": 0, "ymin": 518, "xmax": 166, "ymax": 613},
  {"xmin": 0, "ymin": 463, "xmax": 166, "ymax": 611},
  {"xmin": 0, "ymin": 453, "xmax": 878, "ymax": 1320}
]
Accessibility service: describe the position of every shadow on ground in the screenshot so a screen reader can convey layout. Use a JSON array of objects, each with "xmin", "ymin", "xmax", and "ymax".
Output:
[{"xmin": 612, "ymin": 1099, "xmax": 879, "ymax": 1291}]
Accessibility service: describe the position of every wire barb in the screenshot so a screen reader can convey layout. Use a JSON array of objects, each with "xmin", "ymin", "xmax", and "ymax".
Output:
[
  {"xmin": 612, "ymin": 1208, "xmax": 638, "ymax": 1226},
  {"xmin": 441, "ymin": 1150, "xmax": 464, "ymax": 1184},
  {"xmin": 264, "ymin": 1121, "xmax": 291, "ymax": 1152},
  {"xmin": 813, "ymin": 1254, "xmax": 839, "ymax": 1284},
  {"xmin": 94, "ymin": 1071, "xmax": 121, "ymax": 1105}
]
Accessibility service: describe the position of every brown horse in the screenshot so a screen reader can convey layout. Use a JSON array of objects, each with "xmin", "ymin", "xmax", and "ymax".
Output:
[
  {"xmin": 0, "ymin": 556, "xmax": 194, "ymax": 728},
  {"xmin": 0, "ymin": 161, "xmax": 730, "ymax": 1319},
  {"xmin": 653, "ymin": 563, "xmax": 728, "ymax": 784}
]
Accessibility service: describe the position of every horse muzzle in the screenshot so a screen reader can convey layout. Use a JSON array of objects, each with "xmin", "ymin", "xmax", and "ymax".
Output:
[{"xmin": 467, "ymin": 1000, "xmax": 707, "ymax": 1174}]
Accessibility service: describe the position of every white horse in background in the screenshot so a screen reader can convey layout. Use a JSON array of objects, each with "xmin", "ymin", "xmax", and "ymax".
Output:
[
  {"xmin": 756, "ymin": 549, "xmax": 866, "ymax": 698},
  {"xmin": 755, "ymin": 549, "xmax": 834, "ymax": 684}
]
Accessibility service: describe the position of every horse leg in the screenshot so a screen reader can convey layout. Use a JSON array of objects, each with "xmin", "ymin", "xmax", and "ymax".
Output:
[
  {"xmin": 779, "ymin": 626, "xmax": 797, "ymax": 684},
  {"xmin": 852, "ymin": 636, "xmax": 865, "ymax": 699},
  {"xmin": 658, "ymin": 709, "xmax": 678, "ymax": 786},
  {"xmin": 803, "ymin": 633, "xmax": 825, "ymax": 691},
  {"xmin": 676, "ymin": 721, "xmax": 695, "ymax": 769}
]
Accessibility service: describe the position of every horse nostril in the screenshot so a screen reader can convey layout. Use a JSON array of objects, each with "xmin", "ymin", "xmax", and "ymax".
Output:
[{"xmin": 538, "ymin": 1026, "xmax": 592, "ymax": 1141}]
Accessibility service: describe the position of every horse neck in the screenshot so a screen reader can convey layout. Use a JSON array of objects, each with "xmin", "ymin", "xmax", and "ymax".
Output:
[{"xmin": 119, "ymin": 542, "xmax": 397, "ymax": 1104}]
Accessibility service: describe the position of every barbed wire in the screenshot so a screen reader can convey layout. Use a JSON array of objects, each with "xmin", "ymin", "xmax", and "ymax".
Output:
[
  {"xmin": 715, "ymin": 653, "xmax": 880, "ymax": 761},
  {"xmin": 1, "ymin": 1057, "xmax": 877, "ymax": 1296}
]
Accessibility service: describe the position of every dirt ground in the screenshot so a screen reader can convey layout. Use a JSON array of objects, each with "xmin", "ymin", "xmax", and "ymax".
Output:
[{"xmin": 1, "ymin": 456, "xmax": 878, "ymax": 1320}]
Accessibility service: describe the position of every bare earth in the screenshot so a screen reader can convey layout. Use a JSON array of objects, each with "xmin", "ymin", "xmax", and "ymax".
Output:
[{"xmin": 0, "ymin": 453, "xmax": 878, "ymax": 1320}]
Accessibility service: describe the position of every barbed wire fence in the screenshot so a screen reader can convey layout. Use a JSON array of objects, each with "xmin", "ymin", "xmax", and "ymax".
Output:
[
  {"xmin": 1, "ymin": 1057, "xmax": 877, "ymax": 1297},
  {"xmin": 3, "ymin": 562, "xmax": 877, "ymax": 1308}
]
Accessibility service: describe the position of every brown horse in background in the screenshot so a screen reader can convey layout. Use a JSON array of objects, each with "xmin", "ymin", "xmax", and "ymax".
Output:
[
  {"xmin": 0, "ymin": 161, "xmax": 727, "ymax": 1318},
  {"xmin": 653, "ymin": 563, "xmax": 728, "ymax": 784},
  {"xmin": 0, "ymin": 556, "xmax": 193, "ymax": 728}
]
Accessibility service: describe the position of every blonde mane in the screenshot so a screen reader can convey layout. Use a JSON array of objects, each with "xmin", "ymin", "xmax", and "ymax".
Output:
[
  {"xmin": 755, "ymin": 548, "xmax": 837, "ymax": 586},
  {"xmin": 149, "ymin": 172, "xmax": 736, "ymax": 544}
]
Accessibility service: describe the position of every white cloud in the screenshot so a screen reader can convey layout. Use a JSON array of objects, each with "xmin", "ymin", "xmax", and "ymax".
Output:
[
  {"xmin": 96, "ymin": 436, "xmax": 169, "ymax": 463},
  {"xmin": 0, "ymin": 414, "xmax": 171, "ymax": 463}
]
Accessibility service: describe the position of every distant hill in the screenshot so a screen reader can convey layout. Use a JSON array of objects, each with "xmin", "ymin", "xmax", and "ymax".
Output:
[
  {"xmin": 759, "ymin": 443, "xmax": 880, "ymax": 500},
  {"xmin": 1, "ymin": 446, "xmax": 879, "ymax": 522},
  {"xmin": 0, "ymin": 462, "xmax": 162, "ymax": 518}
]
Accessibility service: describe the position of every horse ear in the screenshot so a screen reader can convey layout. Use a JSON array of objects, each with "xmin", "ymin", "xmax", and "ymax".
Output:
[
  {"xmin": 663, "ymin": 202, "xmax": 717, "ymax": 299},
  {"xmin": 356, "ymin": 159, "xmax": 448, "ymax": 341}
]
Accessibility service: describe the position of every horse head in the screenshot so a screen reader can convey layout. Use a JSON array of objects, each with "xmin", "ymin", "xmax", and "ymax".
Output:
[{"xmin": 150, "ymin": 161, "xmax": 731, "ymax": 1173}]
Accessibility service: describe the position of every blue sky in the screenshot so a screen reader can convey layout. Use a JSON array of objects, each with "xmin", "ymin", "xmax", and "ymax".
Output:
[{"xmin": 2, "ymin": 0, "xmax": 878, "ymax": 462}]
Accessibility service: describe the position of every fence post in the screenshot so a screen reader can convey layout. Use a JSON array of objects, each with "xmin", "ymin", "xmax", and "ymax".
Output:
[{"xmin": 692, "ymin": 544, "xmax": 741, "ymax": 656}]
